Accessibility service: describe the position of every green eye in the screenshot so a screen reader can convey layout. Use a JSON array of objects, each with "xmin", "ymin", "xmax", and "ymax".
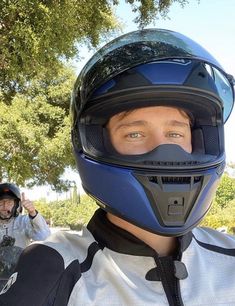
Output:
[
  {"xmin": 168, "ymin": 132, "xmax": 183, "ymax": 138},
  {"xmin": 129, "ymin": 132, "xmax": 141, "ymax": 138}
]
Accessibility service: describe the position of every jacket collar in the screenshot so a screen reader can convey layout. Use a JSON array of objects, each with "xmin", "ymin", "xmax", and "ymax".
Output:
[{"xmin": 87, "ymin": 209, "xmax": 193, "ymax": 256}]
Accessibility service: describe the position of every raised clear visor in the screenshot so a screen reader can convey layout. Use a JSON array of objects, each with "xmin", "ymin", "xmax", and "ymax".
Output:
[
  {"xmin": 212, "ymin": 67, "xmax": 234, "ymax": 120},
  {"xmin": 82, "ymin": 29, "xmax": 223, "ymax": 75},
  {"xmin": 78, "ymin": 28, "xmax": 234, "ymax": 122}
]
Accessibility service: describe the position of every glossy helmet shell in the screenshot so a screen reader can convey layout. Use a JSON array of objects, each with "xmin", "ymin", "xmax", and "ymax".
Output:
[
  {"xmin": 71, "ymin": 29, "xmax": 234, "ymax": 236},
  {"xmin": 0, "ymin": 183, "xmax": 22, "ymax": 219}
]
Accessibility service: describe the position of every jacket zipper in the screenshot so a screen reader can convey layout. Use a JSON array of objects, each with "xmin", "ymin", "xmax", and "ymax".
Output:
[{"xmin": 154, "ymin": 255, "xmax": 184, "ymax": 306}]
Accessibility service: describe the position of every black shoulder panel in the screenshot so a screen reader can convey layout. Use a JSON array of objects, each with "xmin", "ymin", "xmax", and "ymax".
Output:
[
  {"xmin": 52, "ymin": 260, "xmax": 81, "ymax": 306},
  {"xmin": 0, "ymin": 243, "xmax": 81, "ymax": 306}
]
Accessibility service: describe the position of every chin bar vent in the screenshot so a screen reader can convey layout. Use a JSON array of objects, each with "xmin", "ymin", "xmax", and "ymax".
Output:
[
  {"xmin": 134, "ymin": 172, "xmax": 205, "ymax": 226},
  {"xmin": 149, "ymin": 176, "xmax": 201, "ymax": 185}
]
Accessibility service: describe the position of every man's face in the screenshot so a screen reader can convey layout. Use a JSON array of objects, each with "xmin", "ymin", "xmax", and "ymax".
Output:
[
  {"xmin": 107, "ymin": 106, "xmax": 192, "ymax": 155},
  {"xmin": 0, "ymin": 198, "xmax": 15, "ymax": 219}
]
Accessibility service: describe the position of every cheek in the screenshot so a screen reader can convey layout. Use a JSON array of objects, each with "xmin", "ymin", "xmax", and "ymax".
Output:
[
  {"xmin": 184, "ymin": 143, "xmax": 192, "ymax": 153},
  {"xmin": 7, "ymin": 204, "xmax": 14, "ymax": 210},
  {"xmin": 183, "ymin": 134, "xmax": 192, "ymax": 153}
]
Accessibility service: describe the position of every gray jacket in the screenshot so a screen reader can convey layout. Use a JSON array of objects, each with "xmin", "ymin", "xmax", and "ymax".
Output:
[{"xmin": 0, "ymin": 213, "xmax": 51, "ymax": 248}]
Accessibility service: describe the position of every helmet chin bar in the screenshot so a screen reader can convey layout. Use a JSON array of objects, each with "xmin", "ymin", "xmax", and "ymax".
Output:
[
  {"xmin": 74, "ymin": 143, "xmax": 225, "ymax": 236},
  {"xmin": 134, "ymin": 171, "xmax": 215, "ymax": 227},
  {"xmin": 120, "ymin": 145, "xmax": 224, "ymax": 230},
  {"xmin": 104, "ymin": 144, "xmax": 224, "ymax": 231}
]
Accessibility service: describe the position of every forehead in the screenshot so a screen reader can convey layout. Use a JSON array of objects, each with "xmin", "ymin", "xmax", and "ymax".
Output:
[
  {"xmin": 0, "ymin": 198, "xmax": 15, "ymax": 203},
  {"xmin": 108, "ymin": 106, "xmax": 190, "ymax": 125}
]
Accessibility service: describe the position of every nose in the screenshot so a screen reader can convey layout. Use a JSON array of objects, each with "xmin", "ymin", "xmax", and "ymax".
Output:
[{"xmin": 148, "ymin": 131, "xmax": 168, "ymax": 152}]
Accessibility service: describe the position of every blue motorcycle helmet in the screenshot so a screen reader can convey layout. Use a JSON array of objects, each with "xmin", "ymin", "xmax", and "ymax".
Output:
[{"xmin": 71, "ymin": 28, "xmax": 234, "ymax": 236}]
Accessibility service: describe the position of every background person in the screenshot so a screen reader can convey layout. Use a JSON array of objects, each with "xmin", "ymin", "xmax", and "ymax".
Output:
[
  {"xmin": 0, "ymin": 29, "xmax": 235, "ymax": 305},
  {"xmin": 0, "ymin": 183, "xmax": 50, "ymax": 248}
]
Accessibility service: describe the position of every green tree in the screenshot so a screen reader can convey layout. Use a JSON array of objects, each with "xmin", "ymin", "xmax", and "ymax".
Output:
[
  {"xmin": 49, "ymin": 200, "xmax": 78, "ymax": 227},
  {"xmin": 125, "ymin": 0, "xmax": 190, "ymax": 27},
  {"xmin": 34, "ymin": 200, "xmax": 52, "ymax": 222},
  {"xmin": 1, "ymin": 0, "xmax": 190, "ymax": 88},
  {"xmin": 0, "ymin": 0, "xmax": 118, "ymax": 90},
  {"xmin": 49, "ymin": 195, "xmax": 97, "ymax": 228},
  {"xmin": 214, "ymin": 174, "xmax": 235, "ymax": 208},
  {"xmin": 0, "ymin": 66, "xmax": 76, "ymax": 190},
  {"xmin": 201, "ymin": 199, "xmax": 235, "ymax": 234}
]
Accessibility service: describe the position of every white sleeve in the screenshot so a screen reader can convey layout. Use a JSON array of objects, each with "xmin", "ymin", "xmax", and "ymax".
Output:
[{"xmin": 24, "ymin": 213, "xmax": 51, "ymax": 241}]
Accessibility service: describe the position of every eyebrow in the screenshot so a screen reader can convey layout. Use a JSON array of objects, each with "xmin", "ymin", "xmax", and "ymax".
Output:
[
  {"xmin": 114, "ymin": 120, "xmax": 148, "ymax": 132},
  {"xmin": 113, "ymin": 119, "xmax": 190, "ymax": 132},
  {"xmin": 167, "ymin": 120, "xmax": 190, "ymax": 128}
]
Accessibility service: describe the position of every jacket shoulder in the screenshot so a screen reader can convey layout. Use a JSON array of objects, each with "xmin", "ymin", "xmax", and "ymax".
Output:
[
  {"xmin": 0, "ymin": 227, "xmax": 97, "ymax": 306},
  {"xmin": 192, "ymin": 226, "xmax": 235, "ymax": 249},
  {"xmin": 36, "ymin": 227, "xmax": 97, "ymax": 267}
]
